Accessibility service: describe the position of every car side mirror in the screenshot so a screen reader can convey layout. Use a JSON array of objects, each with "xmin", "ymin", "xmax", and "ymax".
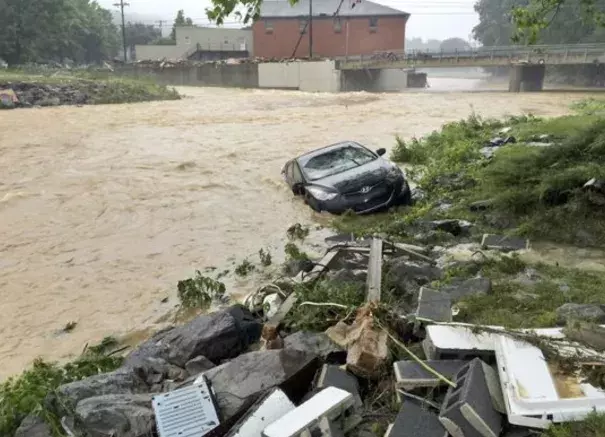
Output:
[{"xmin": 376, "ymin": 148, "xmax": 386, "ymax": 156}]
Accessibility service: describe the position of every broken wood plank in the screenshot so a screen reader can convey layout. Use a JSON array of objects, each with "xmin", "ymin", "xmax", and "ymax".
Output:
[
  {"xmin": 365, "ymin": 238, "xmax": 383, "ymax": 303},
  {"xmin": 269, "ymin": 249, "xmax": 343, "ymax": 327},
  {"xmin": 388, "ymin": 242, "xmax": 436, "ymax": 265}
]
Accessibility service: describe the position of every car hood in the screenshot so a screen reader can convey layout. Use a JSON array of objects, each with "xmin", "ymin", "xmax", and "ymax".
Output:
[{"xmin": 311, "ymin": 159, "xmax": 395, "ymax": 194}]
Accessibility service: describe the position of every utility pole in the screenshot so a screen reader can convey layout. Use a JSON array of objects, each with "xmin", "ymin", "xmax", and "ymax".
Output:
[
  {"xmin": 308, "ymin": 0, "xmax": 313, "ymax": 58},
  {"xmin": 156, "ymin": 20, "xmax": 166, "ymax": 36},
  {"xmin": 114, "ymin": 0, "xmax": 130, "ymax": 63}
]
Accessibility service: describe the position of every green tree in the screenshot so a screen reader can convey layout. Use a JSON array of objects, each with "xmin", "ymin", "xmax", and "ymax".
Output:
[
  {"xmin": 0, "ymin": 0, "xmax": 119, "ymax": 65},
  {"xmin": 439, "ymin": 37, "xmax": 471, "ymax": 52},
  {"xmin": 125, "ymin": 21, "xmax": 162, "ymax": 49},
  {"xmin": 170, "ymin": 9, "xmax": 194, "ymax": 40},
  {"xmin": 512, "ymin": 0, "xmax": 605, "ymax": 43},
  {"xmin": 473, "ymin": 0, "xmax": 605, "ymax": 45}
]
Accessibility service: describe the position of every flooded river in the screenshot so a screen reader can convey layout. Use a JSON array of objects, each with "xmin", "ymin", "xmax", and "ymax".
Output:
[{"xmin": 0, "ymin": 78, "xmax": 598, "ymax": 378}]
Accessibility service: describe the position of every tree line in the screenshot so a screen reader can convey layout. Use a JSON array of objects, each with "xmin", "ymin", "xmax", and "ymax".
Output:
[
  {"xmin": 473, "ymin": 0, "xmax": 605, "ymax": 46},
  {"xmin": 0, "ymin": 1, "xmax": 195, "ymax": 66}
]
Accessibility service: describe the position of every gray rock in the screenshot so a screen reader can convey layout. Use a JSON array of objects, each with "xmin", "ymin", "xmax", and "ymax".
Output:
[
  {"xmin": 386, "ymin": 258, "xmax": 443, "ymax": 287},
  {"xmin": 481, "ymin": 234, "xmax": 529, "ymax": 252},
  {"xmin": 205, "ymin": 349, "xmax": 318, "ymax": 422},
  {"xmin": 185, "ymin": 355, "xmax": 216, "ymax": 376},
  {"xmin": 283, "ymin": 331, "xmax": 344, "ymax": 359},
  {"xmin": 326, "ymin": 268, "xmax": 367, "ymax": 285},
  {"xmin": 124, "ymin": 305, "xmax": 262, "ymax": 368},
  {"xmin": 57, "ymin": 367, "xmax": 148, "ymax": 408},
  {"xmin": 469, "ymin": 199, "xmax": 493, "ymax": 211},
  {"xmin": 38, "ymin": 96, "xmax": 61, "ymax": 106},
  {"xmin": 14, "ymin": 414, "xmax": 53, "ymax": 437},
  {"xmin": 441, "ymin": 277, "xmax": 492, "ymax": 302},
  {"xmin": 130, "ymin": 356, "xmax": 187, "ymax": 385},
  {"xmin": 75, "ymin": 394, "xmax": 155, "ymax": 437},
  {"xmin": 411, "ymin": 188, "xmax": 427, "ymax": 203},
  {"xmin": 413, "ymin": 230, "xmax": 456, "ymax": 245},
  {"xmin": 556, "ymin": 303, "xmax": 605, "ymax": 325},
  {"xmin": 426, "ymin": 219, "xmax": 473, "ymax": 237}
]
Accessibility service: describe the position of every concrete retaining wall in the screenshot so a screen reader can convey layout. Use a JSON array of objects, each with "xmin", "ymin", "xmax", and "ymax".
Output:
[
  {"xmin": 258, "ymin": 60, "xmax": 341, "ymax": 92},
  {"xmin": 258, "ymin": 63, "xmax": 300, "ymax": 89},
  {"xmin": 119, "ymin": 63, "xmax": 259, "ymax": 88},
  {"xmin": 119, "ymin": 60, "xmax": 417, "ymax": 92}
]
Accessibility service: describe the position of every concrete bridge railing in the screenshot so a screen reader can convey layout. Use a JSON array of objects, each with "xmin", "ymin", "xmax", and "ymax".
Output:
[{"xmin": 336, "ymin": 43, "xmax": 605, "ymax": 70}]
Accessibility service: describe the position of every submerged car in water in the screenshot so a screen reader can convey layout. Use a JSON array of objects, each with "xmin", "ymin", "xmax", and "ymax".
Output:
[{"xmin": 282, "ymin": 141, "xmax": 411, "ymax": 214}]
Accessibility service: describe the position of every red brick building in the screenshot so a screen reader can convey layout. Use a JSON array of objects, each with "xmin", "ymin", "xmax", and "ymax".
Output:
[{"xmin": 252, "ymin": 0, "xmax": 409, "ymax": 59}]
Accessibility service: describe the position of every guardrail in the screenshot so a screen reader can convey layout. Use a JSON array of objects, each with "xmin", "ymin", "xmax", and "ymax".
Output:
[{"xmin": 337, "ymin": 43, "xmax": 605, "ymax": 69}]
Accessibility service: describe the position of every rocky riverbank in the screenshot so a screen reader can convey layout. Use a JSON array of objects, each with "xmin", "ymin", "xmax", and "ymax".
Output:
[
  {"xmin": 3, "ymin": 101, "xmax": 605, "ymax": 437},
  {"xmin": 0, "ymin": 72, "xmax": 179, "ymax": 108}
]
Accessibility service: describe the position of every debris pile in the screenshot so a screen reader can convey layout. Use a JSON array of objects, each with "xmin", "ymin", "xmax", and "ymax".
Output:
[
  {"xmin": 13, "ymin": 234, "xmax": 605, "ymax": 437},
  {"xmin": 133, "ymin": 56, "xmax": 329, "ymax": 69}
]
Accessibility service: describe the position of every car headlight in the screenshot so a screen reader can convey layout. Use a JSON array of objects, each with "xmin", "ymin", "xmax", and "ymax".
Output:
[{"xmin": 307, "ymin": 186, "xmax": 338, "ymax": 201}]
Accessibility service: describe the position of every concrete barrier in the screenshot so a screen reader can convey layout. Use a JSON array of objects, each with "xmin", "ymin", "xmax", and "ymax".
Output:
[
  {"xmin": 258, "ymin": 63, "xmax": 300, "ymax": 89},
  {"xmin": 258, "ymin": 60, "xmax": 341, "ymax": 92},
  {"xmin": 118, "ymin": 63, "xmax": 259, "ymax": 88},
  {"xmin": 118, "ymin": 60, "xmax": 417, "ymax": 92}
]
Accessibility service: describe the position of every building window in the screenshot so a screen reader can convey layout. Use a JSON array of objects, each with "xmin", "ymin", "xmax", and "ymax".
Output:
[
  {"xmin": 333, "ymin": 18, "xmax": 342, "ymax": 33},
  {"xmin": 264, "ymin": 20, "xmax": 273, "ymax": 33},
  {"xmin": 184, "ymin": 36, "xmax": 191, "ymax": 45},
  {"xmin": 369, "ymin": 17, "xmax": 378, "ymax": 32},
  {"xmin": 299, "ymin": 18, "xmax": 307, "ymax": 34}
]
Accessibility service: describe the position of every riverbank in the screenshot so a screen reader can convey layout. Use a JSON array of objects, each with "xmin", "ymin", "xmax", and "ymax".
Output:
[
  {"xmin": 0, "ymin": 70, "xmax": 180, "ymax": 108},
  {"xmin": 3, "ymin": 97, "xmax": 605, "ymax": 437}
]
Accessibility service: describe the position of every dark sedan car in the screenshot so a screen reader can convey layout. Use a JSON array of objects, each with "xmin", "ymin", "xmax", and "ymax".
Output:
[{"xmin": 281, "ymin": 141, "xmax": 411, "ymax": 214}]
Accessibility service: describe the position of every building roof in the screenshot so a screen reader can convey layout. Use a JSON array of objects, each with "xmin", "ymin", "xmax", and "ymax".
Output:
[{"xmin": 260, "ymin": 0, "xmax": 409, "ymax": 19}]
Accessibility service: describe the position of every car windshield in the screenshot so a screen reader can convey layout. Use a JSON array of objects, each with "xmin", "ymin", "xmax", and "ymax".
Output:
[{"xmin": 301, "ymin": 144, "xmax": 377, "ymax": 181}]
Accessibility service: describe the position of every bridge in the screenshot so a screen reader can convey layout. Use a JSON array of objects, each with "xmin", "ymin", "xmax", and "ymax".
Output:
[
  {"xmin": 336, "ymin": 43, "xmax": 605, "ymax": 70},
  {"xmin": 335, "ymin": 43, "xmax": 605, "ymax": 92}
]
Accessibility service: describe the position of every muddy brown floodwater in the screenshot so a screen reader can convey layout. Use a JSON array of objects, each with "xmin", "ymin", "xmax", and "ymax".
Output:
[{"xmin": 0, "ymin": 78, "xmax": 597, "ymax": 379}]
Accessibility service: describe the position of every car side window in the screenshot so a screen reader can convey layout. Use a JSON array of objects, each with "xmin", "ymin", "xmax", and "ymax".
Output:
[{"xmin": 292, "ymin": 162, "xmax": 304, "ymax": 183}]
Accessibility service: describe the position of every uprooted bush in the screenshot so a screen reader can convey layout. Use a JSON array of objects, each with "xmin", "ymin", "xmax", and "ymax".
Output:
[{"xmin": 335, "ymin": 108, "xmax": 605, "ymax": 247}]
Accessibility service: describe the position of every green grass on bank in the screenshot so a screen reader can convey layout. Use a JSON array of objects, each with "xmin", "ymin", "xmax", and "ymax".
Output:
[
  {"xmin": 545, "ymin": 412, "xmax": 605, "ymax": 437},
  {"xmin": 335, "ymin": 99, "xmax": 605, "ymax": 248},
  {"xmin": 0, "ymin": 69, "xmax": 180, "ymax": 105},
  {"xmin": 436, "ymin": 255, "xmax": 605, "ymax": 328},
  {"xmin": 0, "ymin": 339, "xmax": 123, "ymax": 437}
]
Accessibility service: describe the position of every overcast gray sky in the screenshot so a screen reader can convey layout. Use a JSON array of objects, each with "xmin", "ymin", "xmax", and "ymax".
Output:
[{"xmin": 98, "ymin": 0, "xmax": 478, "ymax": 41}]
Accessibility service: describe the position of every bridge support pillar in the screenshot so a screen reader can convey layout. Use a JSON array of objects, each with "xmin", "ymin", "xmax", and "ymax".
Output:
[{"xmin": 509, "ymin": 64, "xmax": 546, "ymax": 92}]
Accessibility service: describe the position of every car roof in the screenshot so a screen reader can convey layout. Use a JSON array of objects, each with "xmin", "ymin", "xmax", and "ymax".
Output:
[{"xmin": 296, "ymin": 141, "xmax": 367, "ymax": 164}]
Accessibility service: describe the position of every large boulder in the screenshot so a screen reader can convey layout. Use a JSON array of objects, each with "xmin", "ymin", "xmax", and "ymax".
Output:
[
  {"xmin": 14, "ymin": 414, "xmax": 53, "ymax": 437},
  {"xmin": 75, "ymin": 394, "xmax": 155, "ymax": 437},
  {"xmin": 283, "ymin": 331, "xmax": 344, "ymax": 360},
  {"xmin": 205, "ymin": 349, "xmax": 318, "ymax": 423},
  {"xmin": 556, "ymin": 303, "xmax": 605, "ymax": 325},
  {"xmin": 123, "ymin": 305, "xmax": 262, "ymax": 368},
  {"xmin": 185, "ymin": 355, "xmax": 216, "ymax": 376},
  {"xmin": 56, "ymin": 367, "xmax": 148, "ymax": 409}
]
